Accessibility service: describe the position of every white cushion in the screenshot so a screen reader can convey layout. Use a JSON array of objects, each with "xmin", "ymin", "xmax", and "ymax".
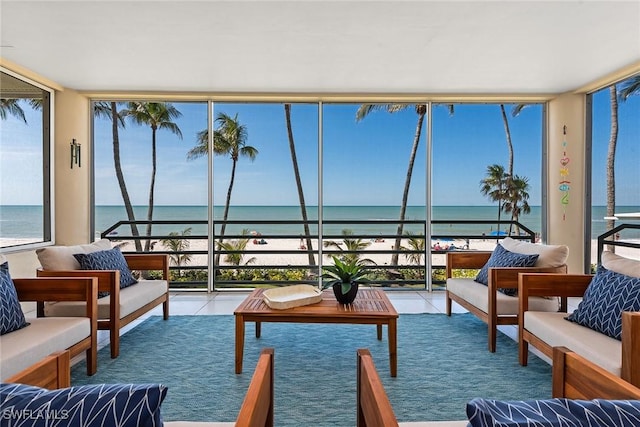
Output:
[
  {"xmin": 0, "ymin": 317, "xmax": 90, "ymax": 381},
  {"xmin": 36, "ymin": 240, "xmax": 112, "ymax": 270},
  {"xmin": 500, "ymin": 237, "xmax": 569, "ymax": 268},
  {"xmin": 45, "ymin": 280, "xmax": 168, "ymax": 319},
  {"xmin": 0, "ymin": 254, "xmax": 6, "ymax": 264},
  {"xmin": 602, "ymin": 251, "xmax": 640, "ymax": 278},
  {"xmin": 524, "ymin": 311, "xmax": 622, "ymax": 376},
  {"xmin": 446, "ymin": 278, "xmax": 558, "ymax": 315}
]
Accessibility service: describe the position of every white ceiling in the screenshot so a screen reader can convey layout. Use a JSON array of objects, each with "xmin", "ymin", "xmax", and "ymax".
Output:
[{"xmin": 1, "ymin": 0, "xmax": 639, "ymax": 95}]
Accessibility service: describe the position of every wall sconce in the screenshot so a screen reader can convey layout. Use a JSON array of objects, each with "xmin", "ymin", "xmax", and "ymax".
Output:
[{"xmin": 70, "ymin": 139, "xmax": 81, "ymax": 168}]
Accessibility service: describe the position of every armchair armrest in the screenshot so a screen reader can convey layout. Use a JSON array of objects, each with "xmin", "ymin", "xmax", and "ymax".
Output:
[
  {"xmin": 13, "ymin": 277, "xmax": 98, "ymax": 316},
  {"xmin": 124, "ymin": 254, "xmax": 169, "ymax": 280},
  {"xmin": 488, "ymin": 264, "xmax": 568, "ymax": 291},
  {"xmin": 518, "ymin": 273, "xmax": 592, "ymax": 317},
  {"xmin": 37, "ymin": 269, "xmax": 120, "ymax": 297},
  {"xmin": 446, "ymin": 251, "xmax": 492, "ymax": 277}
]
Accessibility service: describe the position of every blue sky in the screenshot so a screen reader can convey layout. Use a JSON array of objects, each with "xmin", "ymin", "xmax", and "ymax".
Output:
[
  {"xmin": 91, "ymin": 101, "xmax": 548, "ymax": 207},
  {"xmin": 1, "ymin": 92, "xmax": 639, "ymax": 207}
]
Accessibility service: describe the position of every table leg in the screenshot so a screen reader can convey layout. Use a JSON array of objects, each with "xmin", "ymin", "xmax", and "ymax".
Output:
[
  {"xmin": 235, "ymin": 314, "xmax": 244, "ymax": 374},
  {"xmin": 388, "ymin": 318, "xmax": 397, "ymax": 377},
  {"xmin": 256, "ymin": 321, "xmax": 261, "ymax": 338},
  {"xmin": 377, "ymin": 323, "xmax": 382, "ymax": 340}
]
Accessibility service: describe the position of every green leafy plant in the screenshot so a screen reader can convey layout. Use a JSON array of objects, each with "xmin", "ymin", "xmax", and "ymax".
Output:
[{"xmin": 321, "ymin": 255, "xmax": 370, "ymax": 294}]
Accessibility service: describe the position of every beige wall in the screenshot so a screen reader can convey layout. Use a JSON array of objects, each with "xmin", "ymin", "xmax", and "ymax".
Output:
[
  {"xmin": 54, "ymin": 89, "xmax": 92, "ymax": 245},
  {"xmin": 547, "ymin": 93, "xmax": 586, "ymax": 273}
]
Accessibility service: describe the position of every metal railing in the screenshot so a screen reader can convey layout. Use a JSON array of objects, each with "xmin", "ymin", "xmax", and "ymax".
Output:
[{"xmin": 101, "ymin": 218, "xmax": 535, "ymax": 291}]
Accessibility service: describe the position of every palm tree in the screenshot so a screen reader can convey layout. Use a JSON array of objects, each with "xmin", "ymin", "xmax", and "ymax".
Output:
[
  {"xmin": 216, "ymin": 229, "xmax": 257, "ymax": 266},
  {"xmin": 94, "ymin": 101, "xmax": 143, "ymax": 251},
  {"xmin": 480, "ymin": 164, "xmax": 508, "ymax": 233},
  {"xmin": 123, "ymin": 102, "xmax": 183, "ymax": 252},
  {"xmin": 502, "ymin": 175, "xmax": 531, "ymax": 235},
  {"xmin": 323, "ymin": 229, "xmax": 374, "ymax": 264},
  {"xmin": 284, "ymin": 104, "xmax": 315, "ymax": 266},
  {"xmin": 160, "ymin": 227, "xmax": 193, "ymax": 268},
  {"xmin": 356, "ymin": 104, "xmax": 427, "ymax": 266},
  {"xmin": 400, "ymin": 232, "xmax": 425, "ymax": 266},
  {"xmin": 605, "ymin": 85, "xmax": 619, "ymax": 238},
  {"xmin": 0, "ymin": 99, "xmax": 27, "ymax": 122},
  {"xmin": 188, "ymin": 113, "xmax": 258, "ymax": 267}
]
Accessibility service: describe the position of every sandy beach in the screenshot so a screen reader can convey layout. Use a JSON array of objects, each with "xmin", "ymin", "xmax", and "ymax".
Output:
[{"xmin": 116, "ymin": 236, "xmax": 640, "ymax": 268}]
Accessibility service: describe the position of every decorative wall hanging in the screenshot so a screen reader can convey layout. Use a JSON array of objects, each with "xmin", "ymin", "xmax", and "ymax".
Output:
[{"xmin": 559, "ymin": 125, "xmax": 570, "ymax": 220}]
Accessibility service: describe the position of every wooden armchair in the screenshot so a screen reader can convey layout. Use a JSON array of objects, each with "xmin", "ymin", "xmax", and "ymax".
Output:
[
  {"xmin": 446, "ymin": 250, "xmax": 567, "ymax": 352},
  {"xmin": 518, "ymin": 272, "xmax": 640, "ymax": 388},
  {"xmin": 37, "ymin": 253, "xmax": 169, "ymax": 359}
]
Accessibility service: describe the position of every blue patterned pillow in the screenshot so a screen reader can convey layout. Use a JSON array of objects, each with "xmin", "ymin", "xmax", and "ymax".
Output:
[
  {"xmin": 0, "ymin": 382, "xmax": 167, "ymax": 427},
  {"xmin": 0, "ymin": 262, "xmax": 29, "ymax": 335},
  {"xmin": 74, "ymin": 247, "xmax": 138, "ymax": 295},
  {"xmin": 566, "ymin": 265, "xmax": 640, "ymax": 340},
  {"xmin": 467, "ymin": 397, "xmax": 640, "ymax": 427},
  {"xmin": 474, "ymin": 244, "xmax": 539, "ymax": 290}
]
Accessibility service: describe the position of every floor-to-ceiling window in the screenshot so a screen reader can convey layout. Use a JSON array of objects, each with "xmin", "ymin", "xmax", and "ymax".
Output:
[
  {"xmin": 92, "ymin": 98, "xmax": 547, "ymax": 290},
  {"xmin": 0, "ymin": 70, "xmax": 52, "ymax": 250},
  {"xmin": 589, "ymin": 74, "xmax": 640, "ymax": 265}
]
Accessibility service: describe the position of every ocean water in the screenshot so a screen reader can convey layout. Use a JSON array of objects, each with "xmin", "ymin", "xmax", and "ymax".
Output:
[{"xmin": 2, "ymin": 205, "xmax": 639, "ymax": 240}]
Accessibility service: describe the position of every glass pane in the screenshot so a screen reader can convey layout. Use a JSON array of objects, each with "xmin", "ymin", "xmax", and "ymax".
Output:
[
  {"xmin": 0, "ymin": 71, "xmax": 49, "ymax": 249},
  {"xmin": 590, "ymin": 75, "xmax": 640, "ymax": 264},
  {"xmin": 211, "ymin": 103, "xmax": 319, "ymax": 288},
  {"xmin": 322, "ymin": 103, "xmax": 427, "ymax": 289},
  {"xmin": 431, "ymin": 103, "xmax": 543, "ymax": 287},
  {"xmin": 93, "ymin": 101, "xmax": 209, "ymax": 288}
]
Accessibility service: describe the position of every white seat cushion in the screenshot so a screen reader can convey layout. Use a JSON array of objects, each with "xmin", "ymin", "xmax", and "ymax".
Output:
[
  {"xmin": 524, "ymin": 311, "xmax": 622, "ymax": 376},
  {"xmin": 44, "ymin": 280, "xmax": 168, "ymax": 319},
  {"xmin": 447, "ymin": 278, "xmax": 558, "ymax": 315},
  {"xmin": 0, "ymin": 317, "xmax": 90, "ymax": 380}
]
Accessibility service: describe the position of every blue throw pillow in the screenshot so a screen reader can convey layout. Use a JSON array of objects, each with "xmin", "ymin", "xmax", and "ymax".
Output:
[
  {"xmin": 0, "ymin": 382, "xmax": 167, "ymax": 427},
  {"xmin": 74, "ymin": 247, "xmax": 138, "ymax": 296},
  {"xmin": 0, "ymin": 262, "xmax": 29, "ymax": 335},
  {"xmin": 566, "ymin": 265, "xmax": 640, "ymax": 340},
  {"xmin": 474, "ymin": 244, "xmax": 539, "ymax": 292},
  {"xmin": 467, "ymin": 397, "xmax": 640, "ymax": 427}
]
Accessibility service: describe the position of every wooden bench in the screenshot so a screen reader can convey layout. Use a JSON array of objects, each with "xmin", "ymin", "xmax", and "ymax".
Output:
[
  {"xmin": 445, "ymin": 251, "xmax": 567, "ymax": 352},
  {"xmin": 37, "ymin": 253, "xmax": 170, "ymax": 359},
  {"xmin": 1, "ymin": 277, "xmax": 98, "ymax": 379},
  {"xmin": 356, "ymin": 346, "xmax": 640, "ymax": 427}
]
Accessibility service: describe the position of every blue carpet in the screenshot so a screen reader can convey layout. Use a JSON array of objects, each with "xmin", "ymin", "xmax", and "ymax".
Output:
[{"xmin": 71, "ymin": 313, "xmax": 551, "ymax": 426}]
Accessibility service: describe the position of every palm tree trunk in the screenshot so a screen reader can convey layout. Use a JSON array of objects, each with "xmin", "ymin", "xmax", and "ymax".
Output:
[
  {"xmin": 215, "ymin": 159, "xmax": 237, "ymax": 267},
  {"xmin": 144, "ymin": 127, "xmax": 157, "ymax": 252},
  {"xmin": 284, "ymin": 104, "xmax": 315, "ymax": 266},
  {"xmin": 391, "ymin": 111, "xmax": 425, "ymax": 266},
  {"xmin": 500, "ymin": 104, "xmax": 515, "ymax": 234},
  {"xmin": 110, "ymin": 102, "xmax": 142, "ymax": 252},
  {"xmin": 606, "ymin": 85, "xmax": 619, "ymax": 251}
]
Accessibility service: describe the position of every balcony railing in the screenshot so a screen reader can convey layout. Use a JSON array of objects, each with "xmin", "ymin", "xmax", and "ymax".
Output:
[{"xmin": 101, "ymin": 219, "xmax": 536, "ymax": 291}]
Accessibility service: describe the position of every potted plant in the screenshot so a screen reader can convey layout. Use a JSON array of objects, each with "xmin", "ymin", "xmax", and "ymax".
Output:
[{"xmin": 321, "ymin": 255, "xmax": 370, "ymax": 304}]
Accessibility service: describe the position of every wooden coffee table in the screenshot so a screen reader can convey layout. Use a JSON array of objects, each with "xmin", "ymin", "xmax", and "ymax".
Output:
[{"xmin": 234, "ymin": 288, "xmax": 399, "ymax": 376}]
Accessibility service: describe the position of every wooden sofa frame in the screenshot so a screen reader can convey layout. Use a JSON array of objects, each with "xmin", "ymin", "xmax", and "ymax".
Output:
[
  {"xmin": 6, "ymin": 351, "xmax": 71, "ymax": 389},
  {"xmin": 445, "ymin": 251, "xmax": 567, "ymax": 352},
  {"xmin": 38, "ymin": 253, "xmax": 170, "ymax": 359},
  {"xmin": 12, "ymin": 277, "xmax": 98, "ymax": 376},
  {"xmin": 357, "ymin": 347, "xmax": 640, "ymax": 427},
  {"xmin": 518, "ymin": 272, "xmax": 640, "ymax": 388}
]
